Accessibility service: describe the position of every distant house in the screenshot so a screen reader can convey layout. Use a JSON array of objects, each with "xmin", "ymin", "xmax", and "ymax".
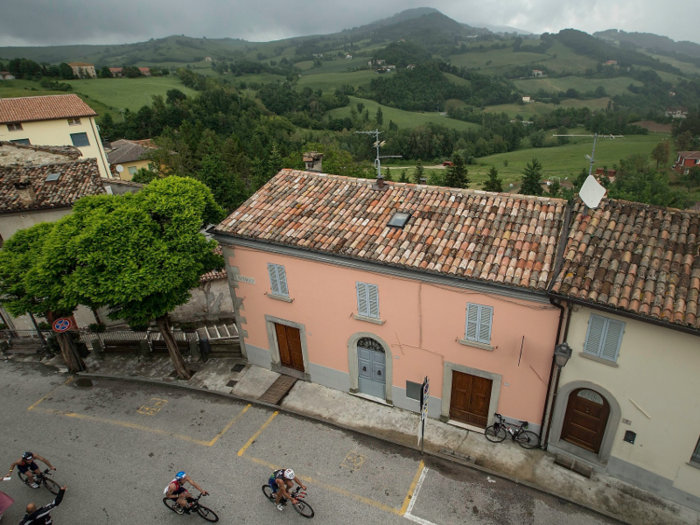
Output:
[
  {"xmin": 107, "ymin": 138, "xmax": 157, "ymax": 180},
  {"xmin": 665, "ymin": 107, "xmax": 689, "ymax": 119},
  {"xmin": 603, "ymin": 60, "xmax": 618, "ymax": 66},
  {"xmin": 522, "ymin": 96, "xmax": 533, "ymax": 103},
  {"xmin": 673, "ymin": 151, "xmax": 700, "ymax": 174},
  {"xmin": 205, "ymin": 56, "xmax": 212, "ymax": 61},
  {"xmin": 345, "ymin": 54, "xmax": 353, "ymax": 60},
  {"xmin": 312, "ymin": 54, "xmax": 324, "ymax": 59},
  {"xmin": 68, "ymin": 62, "xmax": 96, "ymax": 78},
  {"xmin": 595, "ymin": 168, "xmax": 617, "ymax": 183},
  {"xmin": 138, "ymin": 67, "xmax": 151, "ymax": 76},
  {"xmin": 108, "ymin": 67, "xmax": 123, "ymax": 78},
  {"xmin": 532, "ymin": 69, "xmax": 544, "ymax": 77},
  {"xmin": 0, "ymin": 71, "xmax": 15, "ymax": 80},
  {"xmin": 368, "ymin": 59, "xmax": 386, "ymax": 67},
  {"xmin": 407, "ymin": 64, "xmax": 416, "ymax": 70},
  {"xmin": 386, "ymin": 65, "xmax": 396, "ymax": 71}
]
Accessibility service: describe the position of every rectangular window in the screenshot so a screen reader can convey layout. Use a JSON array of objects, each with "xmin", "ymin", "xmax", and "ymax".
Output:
[
  {"xmin": 10, "ymin": 138, "xmax": 31, "ymax": 145},
  {"xmin": 267, "ymin": 263, "xmax": 288, "ymax": 297},
  {"xmin": 7, "ymin": 122, "xmax": 22, "ymax": 131},
  {"xmin": 128, "ymin": 166, "xmax": 137, "ymax": 175},
  {"xmin": 692, "ymin": 437, "xmax": 700, "ymax": 464},
  {"xmin": 465, "ymin": 303, "xmax": 493, "ymax": 345},
  {"xmin": 70, "ymin": 132, "xmax": 90, "ymax": 147},
  {"xmin": 583, "ymin": 314, "xmax": 625, "ymax": 362},
  {"xmin": 356, "ymin": 282, "xmax": 379, "ymax": 319},
  {"xmin": 67, "ymin": 117, "xmax": 81, "ymax": 126}
]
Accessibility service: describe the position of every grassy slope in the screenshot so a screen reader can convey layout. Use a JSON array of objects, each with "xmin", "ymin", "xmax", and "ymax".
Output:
[
  {"xmin": 326, "ymin": 96, "xmax": 480, "ymax": 131},
  {"xmin": 484, "ymin": 98, "xmax": 612, "ymax": 118},
  {"xmin": 513, "ymin": 76, "xmax": 642, "ymax": 96},
  {"xmin": 0, "ymin": 79, "xmax": 114, "ymax": 117},
  {"xmin": 297, "ymin": 71, "xmax": 378, "ymax": 92}
]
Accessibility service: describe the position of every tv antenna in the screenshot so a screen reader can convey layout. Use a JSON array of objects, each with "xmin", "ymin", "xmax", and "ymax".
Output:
[{"xmin": 355, "ymin": 129, "xmax": 402, "ymax": 182}]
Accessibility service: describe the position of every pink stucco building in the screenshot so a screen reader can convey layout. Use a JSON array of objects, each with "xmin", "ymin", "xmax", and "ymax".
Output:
[{"xmin": 214, "ymin": 170, "xmax": 568, "ymax": 433}]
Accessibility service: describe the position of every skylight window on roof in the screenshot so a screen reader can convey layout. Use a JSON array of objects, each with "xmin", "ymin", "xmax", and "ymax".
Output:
[
  {"xmin": 45, "ymin": 173, "xmax": 61, "ymax": 182},
  {"xmin": 387, "ymin": 211, "xmax": 411, "ymax": 228}
]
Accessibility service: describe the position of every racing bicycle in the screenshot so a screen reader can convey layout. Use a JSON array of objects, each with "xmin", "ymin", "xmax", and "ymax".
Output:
[
  {"xmin": 484, "ymin": 413, "xmax": 540, "ymax": 449},
  {"xmin": 17, "ymin": 468, "xmax": 61, "ymax": 495},
  {"xmin": 163, "ymin": 493, "xmax": 219, "ymax": 522},
  {"xmin": 262, "ymin": 484, "xmax": 314, "ymax": 518}
]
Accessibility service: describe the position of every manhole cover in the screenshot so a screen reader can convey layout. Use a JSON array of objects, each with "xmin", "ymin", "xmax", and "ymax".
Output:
[
  {"xmin": 226, "ymin": 380, "xmax": 238, "ymax": 388},
  {"xmin": 231, "ymin": 364, "xmax": 245, "ymax": 373},
  {"xmin": 74, "ymin": 378, "xmax": 94, "ymax": 388}
]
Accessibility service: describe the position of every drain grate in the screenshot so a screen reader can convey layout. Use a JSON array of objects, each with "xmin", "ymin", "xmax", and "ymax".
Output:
[
  {"xmin": 74, "ymin": 378, "xmax": 94, "ymax": 388},
  {"xmin": 226, "ymin": 380, "xmax": 238, "ymax": 388},
  {"xmin": 231, "ymin": 364, "xmax": 245, "ymax": 373}
]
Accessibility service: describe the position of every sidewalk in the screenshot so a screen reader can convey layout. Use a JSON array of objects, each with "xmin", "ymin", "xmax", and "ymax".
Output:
[{"xmin": 9, "ymin": 351, "xmax": 700, "ymax": 525}]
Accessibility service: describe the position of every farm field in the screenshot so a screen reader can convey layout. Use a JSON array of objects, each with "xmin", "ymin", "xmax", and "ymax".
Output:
[
  {"xmin": 482, "ymin": 97, "xmax": 611, "ymax": 118},
  {"xmin": 514, "ymin": 76, "xmax": 642, "ymax": 96},
  {"xmin": 326, "ymin": 96, "xmax": 480, "ymax": 131}
]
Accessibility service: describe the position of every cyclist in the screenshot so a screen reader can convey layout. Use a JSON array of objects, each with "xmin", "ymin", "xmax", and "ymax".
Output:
[
  {"xmin": 8, "ymin": 452, "xmax": 56, "ymax": 489},
  {"xmin": 164, "ymin": 471, "xmax": 208, "ymax": 514},
  {"xmin": 268, "ymin": 468, "xmax": 306, "ymax": 511},
  {"xmin": 19, "ymin": 485, "xmax": 67, "ymax": 525}
]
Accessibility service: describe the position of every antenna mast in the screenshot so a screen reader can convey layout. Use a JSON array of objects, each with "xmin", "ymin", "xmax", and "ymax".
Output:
[{"xmin": 355, "ymin": 129, "xmax": 401, "ymax": 180}]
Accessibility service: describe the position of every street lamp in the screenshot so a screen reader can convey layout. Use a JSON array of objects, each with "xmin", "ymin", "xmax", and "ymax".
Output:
[{"xmin": 554, "ymin": 342, "xmax": 572, "ymax": 368}]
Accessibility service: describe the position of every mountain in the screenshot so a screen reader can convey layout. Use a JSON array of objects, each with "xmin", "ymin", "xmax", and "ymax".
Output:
[
  {"xmin": 345, "ymin": 7, "xmax": 441, "ymax": 31},
  {"xmin": 470, "ymin": 23, "xmax": 532, "ymax": 35},
  {"xmin": 595, "ymin": 29, "xmax": 700, "ymax": 62}
]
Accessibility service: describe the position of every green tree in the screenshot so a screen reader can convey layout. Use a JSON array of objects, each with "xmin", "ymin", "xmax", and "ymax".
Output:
[
  {"xmin": 382, "ymin": 167, "xmax": 393, "ymax": 181},
  {"xmin": 548, "ymin": 179, "xmax": 562, "ymax": 198},
  {"xmin": 520, "ymin": 158, "xmax": 544, "ymax": 195},
  {"xmin": 98, "ymin": 66, "xmax": 112, "ymax": 78},
  {"xmin": 650, "ymin": 140, "xmax": 670, "ymax": 169},
  {"xmin": 132, "ymin": 167, "xmax": 158, "ymax": 184},
  {"xmin": 58, "ymin": 63, "xmax": 74, "ymax": 79},
  {"xmin": 530, "ymin": 130, "xmax": 546, "ymax": 148},
  {"xmin": 398, "ymin": 169, "xmax": 409, "ymax": 183},
  {"xmin": 482, "ymin": 166, "xmax": 503, "ymax": 192},
  {"xmin": 556, "ymin": 127, "xmax": 569, "ymax": 145},
  {"xmin": 376, "ymin": 107, "xmax": 383, "ymax": 125},
  {"xmin": 413, "ymin": 161, "xmax": 425, "ymax": 184},
  {"xmin": 609, "ymin": 155, "xmax": 688, "ymax": 208},
  {"xmin": 444, "ymin": 155, "xmax": 469, "ymax": 189},
  {"xmin": 197, "ymin": 152, "xmax": 247, "ymax": 211},
  {"xmin": 683, "ymin": 166, "xmax": 700, "ymax": 189}
]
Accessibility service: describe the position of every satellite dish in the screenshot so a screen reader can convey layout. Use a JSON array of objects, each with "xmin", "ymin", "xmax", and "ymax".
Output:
[
  {"xmin": 579, "ymin": 175, "xmax": 606, "ymax": 209},
  {"xmin": 116, "ymin": 164, "xmax": 124, "ymax": 173}
]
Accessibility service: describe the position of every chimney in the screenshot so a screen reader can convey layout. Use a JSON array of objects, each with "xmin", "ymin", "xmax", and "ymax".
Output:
[
  {"xmin": 302, "ymin": 151, "xmax": 323, "ymax": 172},
  {"xmin": 14, "ymin": 177, "xmax": 36, "ymax": 205}
]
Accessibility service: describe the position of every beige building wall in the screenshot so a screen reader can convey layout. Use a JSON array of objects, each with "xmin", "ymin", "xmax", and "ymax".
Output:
[
  {"xmin": 0, "ymin": 208, "xmax": 72, "ymax": 243},
  {"xmin": 3, "ymin": 117, "xmax": 111, "ymax": 178},
  {"xmin": 117, "ymin": 159, "xmax": 151, "ymax": 180},
  {"xmin": 550, "ymin": 305, "xmax": 700, "ymax": 509}
]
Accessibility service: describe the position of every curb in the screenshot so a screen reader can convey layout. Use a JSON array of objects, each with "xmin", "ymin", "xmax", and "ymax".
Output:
[{"xmin": 77, "ymin": 371, "xmax": 628, "ymax": 525}]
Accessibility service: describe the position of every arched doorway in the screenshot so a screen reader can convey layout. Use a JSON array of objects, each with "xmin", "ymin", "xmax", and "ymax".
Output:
[
  {"xmin": 561, "ymin": 388, "xmax": 610, "ymax": 454},
  {"xmin": 357, "ymin": 337, "xmax": 386, "ymax": 400}
]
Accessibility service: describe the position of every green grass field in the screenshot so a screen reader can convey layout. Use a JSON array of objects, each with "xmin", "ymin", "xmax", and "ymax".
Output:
[
  {"xmin": 514, "ymin": 76, "xmax": 642, "ymax": 96},
  {"xmin": 0, "ymin": 79, "xmax": 115, "ymax": 117},
  {"xmin": 297, "ymin": 71, "xmax": 378, "ymax": 92},
  {"xmin": 326, "ymin": 96, "xmax": 480, "ymax": 131},
  {"xmin": 483, "ymin": 98, "xmax": 612, "ymax": 119},
  {"xmin": 449, "ymin": 48, "xmax": 551, "ymax": 72}
]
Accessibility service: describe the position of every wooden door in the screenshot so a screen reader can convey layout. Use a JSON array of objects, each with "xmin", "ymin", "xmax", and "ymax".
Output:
[
  {"xmin": 449, "ymin": 371, "xmax": 492, "ymax": 428},
  {"xmin": 561, "ymin": 388, "xmax": 610, "ymax": 453},
  {"xmin": 274, "ymin": 323, "xmax": 305, "ymax": 372}
]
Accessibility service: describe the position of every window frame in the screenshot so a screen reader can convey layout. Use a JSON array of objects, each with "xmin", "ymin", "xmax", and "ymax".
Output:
[
  {"xmin": 7, "ymin": 122, "xmax": 23, "ymax": 131},
  {"xmin": 10, "ymin": 138, "xmax": 31, "ymax": 145},
  {"xmin": 356, "ymin": 282, "xmax": 380, "ymax": 319},
  {"xmin": 70, "ymin": 132, "xmax": 90, "ymax": 147},
  {"xmin": 267, "ymin": 263, "xmax": 289, "ymax": 297},
  {"xmin": 692, "ymin": 437, "xmax": 700, "ymax": 465},
  {"xmin": 582, "ymin": 314, "xmax": 625, "ymax": 363},
  {"xmin": 128, "ymin": 166, "xmax": 138, "ymax": 175},
  {"xmin": 464, "ymin": 303, "xmax": 493, "ymax": 345},
  {"xmin": 67, "ymin": 117, "xmax": 82, "ymax": 126}
]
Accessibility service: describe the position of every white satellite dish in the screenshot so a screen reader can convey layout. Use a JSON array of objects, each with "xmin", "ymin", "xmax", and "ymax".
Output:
[
  {"xmin": 579, "ymin": 175, "xmax": 606, "ymax": 209},
  {"xmin": 116, "ymin": 164, "xmax": 124, "ymax": 173}
]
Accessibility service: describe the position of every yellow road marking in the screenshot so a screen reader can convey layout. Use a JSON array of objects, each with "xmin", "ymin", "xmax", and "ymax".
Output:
[
  {"xmin": 137, "ymin": 398, "xmax": 168, "ymax": 415},
  {"xmin": 206, "ymin": 404, "xmax": 251, "ymax": 446},
  {"xmin": 28, "ymin": 376, "xmax": 74, "ymax": 411},
  {"xmin": 243, "ymin": 455, "xmax": 401, "ymax": 515},
  {"xmin": 340, "ymin": 450, "xmax": 367, "ymax": 472},
  {"xmin": 237, "ymin": 411, "xmax": 278, "ymax": 456},
  {"xmin": 400, "ymin": 460, "xmax": 425, "ymax": 516}
]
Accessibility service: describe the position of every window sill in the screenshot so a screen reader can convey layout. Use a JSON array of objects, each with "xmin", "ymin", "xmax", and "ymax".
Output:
[
  {"xmin": 267, "ymin": 293, "xmax": 293, "ymax": 303},
  {"xmin": 687, "ymin": 461, "xmax": 700, "ymax": 471},
  {"xmin": 579, "ymin": 352, "xmax": 618, "ymax": 367},
  {"xmin": 353, "ymin": 314, "xmax": 385, "ymax": 325},
  {"xmin": 458, "ymin": 339, "xmax": 493, "ymax": 351}
]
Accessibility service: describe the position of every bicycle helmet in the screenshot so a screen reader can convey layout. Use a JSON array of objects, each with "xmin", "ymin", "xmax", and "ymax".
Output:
[
  {"xmin": 175, "ymin": 471, "xmax": 186, "ymax": 481},
  {"xmin": 284, "ymin": 469, "xmax": 295, "ymax": 480},
  {"xmin": 22, "ymin": 452, "xmax": 33, "ymax": 461}
]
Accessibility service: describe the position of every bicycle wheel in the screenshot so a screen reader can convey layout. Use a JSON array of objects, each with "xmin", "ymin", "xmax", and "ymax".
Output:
[
  {"xmin": 163, "ymin": 497, "xmax": 180, "ymax": 513},
  {"xmin": 261, "ymin": 485, "xmax": 275, "ymax": 502},
  {"xmin": 42, "ymin": 477, "xmax": 60, "ymax": 495},
  {"xmin": 196, "ymin": 505, "xmax": 219, "ymax": 522},
  {"xmin": 293, "ymin": 500, "xmax": 315, "ymax": 519},
  {"xmin": 17, "ymin": 471, "xmax": 28, "ymax": 485},
  {"xmin": 515, "ymin": 430, "xmax": 540, "ymax": 449},
  {"xmin": 484, "ymin": 424, "xmax": 507, "ymax": 443}
]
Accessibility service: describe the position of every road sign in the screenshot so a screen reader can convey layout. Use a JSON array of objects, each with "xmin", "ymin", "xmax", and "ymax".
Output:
[
  {"xmin": 52, "ymin": 318, "xmax": 72, "ymax": 333},
  {"xmin": 418, "ymin": 376, "xmax": 430, "ymax": 454}
]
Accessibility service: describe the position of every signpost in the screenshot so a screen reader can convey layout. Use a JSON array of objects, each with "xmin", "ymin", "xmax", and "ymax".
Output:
[
  {"xmin": 52, "ymin": 318, "xmax": 72, "ymax": 333},
  {"xmin": 418, "ymin": 376, "xmax": 430, "ymax": 455}
]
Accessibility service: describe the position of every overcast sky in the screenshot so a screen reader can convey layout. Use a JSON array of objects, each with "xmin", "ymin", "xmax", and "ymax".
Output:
[{"xmin": 0, "ymin": 0, "xmax": 697, "ymax": 47}]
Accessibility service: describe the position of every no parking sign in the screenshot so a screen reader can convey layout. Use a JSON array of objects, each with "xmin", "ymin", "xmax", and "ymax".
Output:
[{"xmin": 52, "ymin": 318, "xmax": 73, "ymax": 333}]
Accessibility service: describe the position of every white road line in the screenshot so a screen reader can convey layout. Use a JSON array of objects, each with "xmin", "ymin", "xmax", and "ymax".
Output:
[{"xmin": 404, "ymin": 467, "xmax": 439, "ymax": 525}]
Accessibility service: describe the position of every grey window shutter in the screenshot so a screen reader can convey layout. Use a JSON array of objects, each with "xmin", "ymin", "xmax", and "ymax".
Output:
[
  {"xmin": 466, "ymin": 303, "xmax": 479, "ymax": 341},
  {"xmin": 478, "ymin": 305, "xmax": 493, "ymax": 344},
  {"xmin": 584, "ymin": 314, "xmax": 606, "ymax": 356},
  {"xmin": 357, "ymin": 282, "xmax": 369, "ymax": 317},
  {"xmin": 367, "ymin": 284, "xmax": 379, "ymax": 318},
  {"xmin": 268, "ymin": 263, "xmax": 280, "ymax": 295},
  {"xmin": 601, "ymin": 319, "xmax": 624, "ymax": 361},
  {"xmin": 276, "ymin": 265, "xmax": 289, "ymax": 296}
]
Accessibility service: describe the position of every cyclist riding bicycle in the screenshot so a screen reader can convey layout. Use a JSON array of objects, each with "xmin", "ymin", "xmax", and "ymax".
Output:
[
  {"xmin": 8, "ymin": 452, "xmax": 56, "ymax": 489},
  {"xmin": 19, "ymin": 485, "xmax": 67, "ymax": 525},
  {"xmin": 164, "ymin": 471, "xmax": 208, "ymax": 514},
  {"xmin": 268, "ymin": 469, "xmax": 306, "ymax": 511}
]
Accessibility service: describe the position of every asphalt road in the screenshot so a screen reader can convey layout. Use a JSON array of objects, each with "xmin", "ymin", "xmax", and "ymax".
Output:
[{"xmin": 0, "ymin": 361, "xmax": 619, "ymax": 525}]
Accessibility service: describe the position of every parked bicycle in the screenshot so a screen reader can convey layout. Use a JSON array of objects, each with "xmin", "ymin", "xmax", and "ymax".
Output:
[
  {"xmin": 17, "ymin": 468, "xmax": 61, "ymax": 495},
  {"xmin": 484, "ymin": 413, "xmax": 540, "ymax": 449},
  {"xmin": 163, "ymin": 493, "xmax": 219, "ymax": 522},
  {"xmin": 262, "ymin": 485, "xmax": 314, "ymax": 518}
]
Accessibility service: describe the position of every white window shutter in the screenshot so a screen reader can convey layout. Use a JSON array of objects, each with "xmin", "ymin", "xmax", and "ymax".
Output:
[
  {"xmin": 584, "ymin": 314, "xmax": 606, "ymax": 356},
  {"xmin": 466, "ymin": 304, "xmax": 479, "ymax": 341},
  {"xmin": 478, "ymin": 305, "xmax": 493, "ymax": 344},
  {"xmin": 268, "ymin": 263, "xmax": 280, "ymax": 295},
  {"xmin": 276, "ymin": 265, "xmax": 289, "ymax": 296},
  {"xmin": 367, "ymin": 284, "xmax": 379, "ymax": 318},
  {"xmin": 357, "ymin": 283, "xmax": 369, "ymax": 317},
  {"xmin": 601, "ymin": 319, "xmax": 624, "ymax": 361}
]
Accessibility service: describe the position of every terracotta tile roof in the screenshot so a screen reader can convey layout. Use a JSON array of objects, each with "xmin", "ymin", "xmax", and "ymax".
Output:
[
  {"xmin": 0, "ymin": 94, "xmax": 97, "ymax": 124},
  {"xmin": 0, "ymin": 158, "xmax": 105, "ymax": 214},
  {"xmin": 107, "ymin": 139, "xmax": 153, "ymax": 165},
  {"xmin": 216, "ymin": 169, "xmax": 568, "ymax": 292},
  {"xmin": 551, "ymin": 199, "xmax": 700, "ymax": 331},
  {"xmin": 677, "ymin": 151, "xmax": 700, "ymax": 160},
  {"xmin": 200, "ymin": 245, "xmax": 226, "ymax": 283}
]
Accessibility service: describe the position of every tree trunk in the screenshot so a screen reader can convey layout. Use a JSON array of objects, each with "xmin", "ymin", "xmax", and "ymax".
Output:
[
  {"xmin": 155, "ymin": 315, "xmax": 191, "ymax": 380},
  {"xmin": 56, "ymin": 332, "xmax": 83, "ymax": 373}
]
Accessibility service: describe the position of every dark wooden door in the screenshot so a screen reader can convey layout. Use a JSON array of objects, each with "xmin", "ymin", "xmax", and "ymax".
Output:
[
  {"xmin": 275, "ymin": 323, "xmax": 304, "ymax": 372},
  {"xmin": 449, "ymin": 371, "xmax": 492, "ymax": 428},
  {"xmin": 561, "ymin": 388, "xmax": 610, "ymax": 453}
]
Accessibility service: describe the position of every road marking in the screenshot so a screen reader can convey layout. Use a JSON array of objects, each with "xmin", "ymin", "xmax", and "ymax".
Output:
[
  {"xmin": 137, "ymin": 398, "xmax": 168, "ymax": 415},
  {"xmin": 243, "ymin": 455, "xmax": 402, "ymax": 515},
  {"xmin": 27, "ymin": 376, "xmax": 74, "ymax": 411},
  {"xmin": 340, "ymin": 450, "xmax": 367, "ymax": 472},
  {"xmin": 404, "ymin": 467, "xmax": 438, "ymax": 525},
  {"xmin": 400, "ymin": 460, "xmax": 425, "ymax": 516},
  {"xmin": 206, "ymin": 404, "xmax": 251, "ymax": 446},
  {"xmin": 237, "ymin": 411, "xmax": 278, "ymax": 456}
]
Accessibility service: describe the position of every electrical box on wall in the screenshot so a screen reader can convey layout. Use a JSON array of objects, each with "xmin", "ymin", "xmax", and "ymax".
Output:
[{"xmin": 624, "ymin": 431, "xmax": 636, "ymax": 444}]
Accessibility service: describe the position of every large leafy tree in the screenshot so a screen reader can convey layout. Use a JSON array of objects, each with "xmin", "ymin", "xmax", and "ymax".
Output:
[{"xmin": 520, "ymin": 158, "xmax": 544, "ymax": 196}]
